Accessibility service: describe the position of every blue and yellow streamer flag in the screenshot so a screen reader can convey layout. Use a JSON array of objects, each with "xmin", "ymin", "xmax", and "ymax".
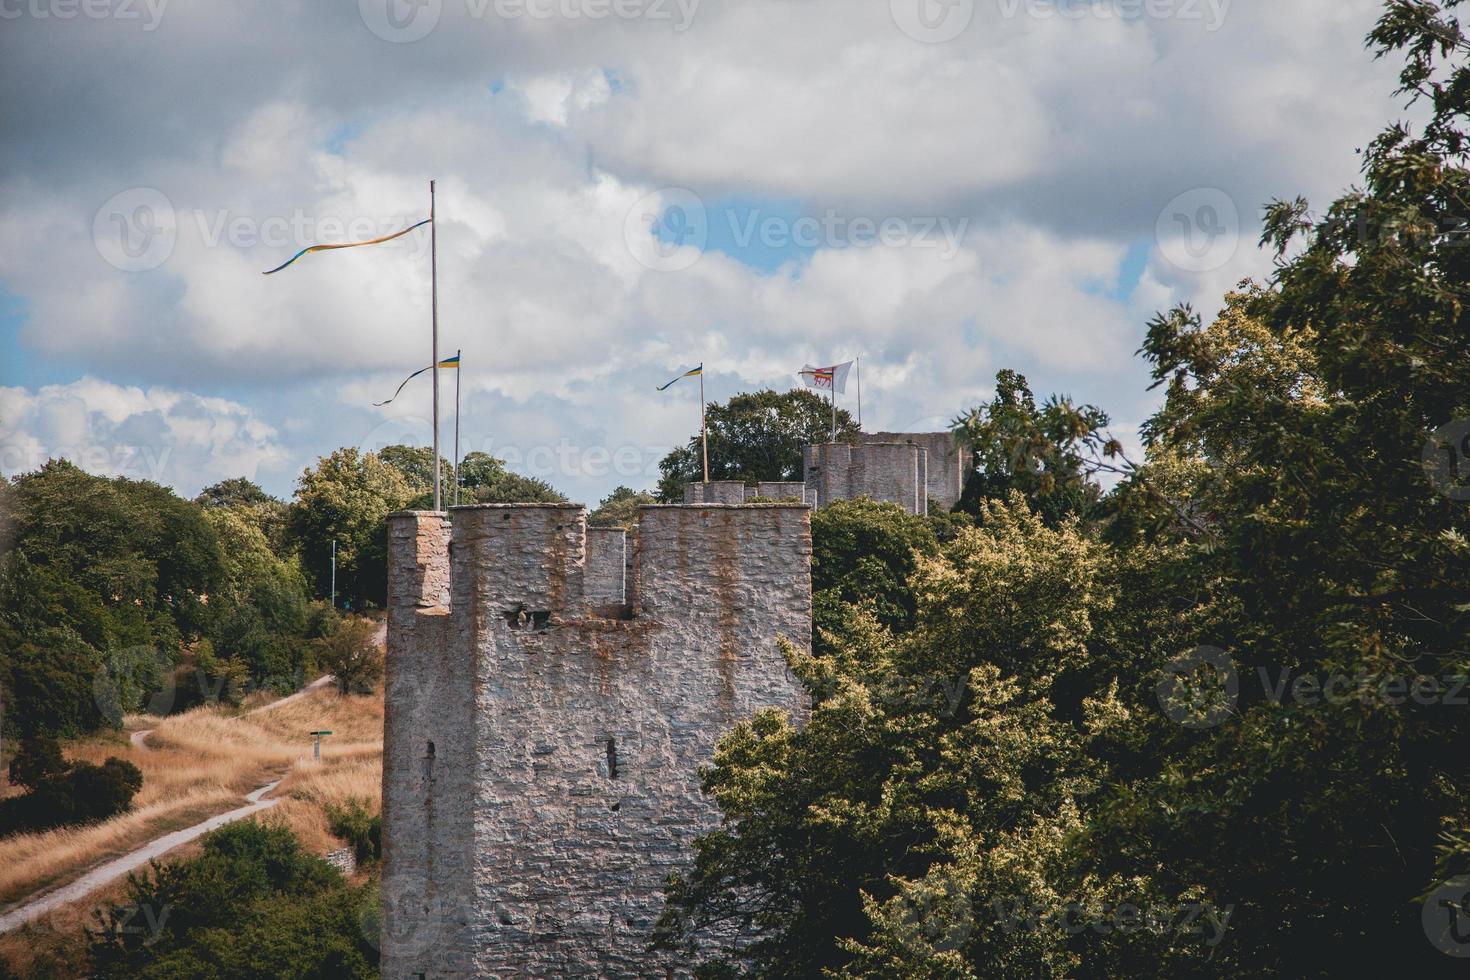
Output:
[
  {"xmin": 657, "ymin": 365, "xmax": 703, "ymax": 391},
  {"xmin": 375, "ymin": 355, "xmax": 461, "ymax": 407},
  {"xmin": 262, "ymin": 218, "xmax": 432, "ymax": 275}
]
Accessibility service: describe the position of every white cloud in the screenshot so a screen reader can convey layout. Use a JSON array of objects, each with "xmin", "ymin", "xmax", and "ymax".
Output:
[
  {"xmin": 0, "ymin": 0, "xmax": 1415, "ymax": 502},
  {"xmin": 0, "ymin": 378, "xmax": 286, "ymax": 495}
]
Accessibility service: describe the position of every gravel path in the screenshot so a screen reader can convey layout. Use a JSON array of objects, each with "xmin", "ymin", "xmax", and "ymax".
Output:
[
  {"xmin": 0, "ymin": 666, "xmax": 355, "ymax": 935},
  {"xmin": 0, "ymin": 780, "xmax": 283, "ymax": 934}
]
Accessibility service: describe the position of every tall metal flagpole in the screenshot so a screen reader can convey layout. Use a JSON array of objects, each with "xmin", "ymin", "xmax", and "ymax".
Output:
[
  {"xmin": 856, "ymin": 357, "xmax": 863, "ymax": 430},
  {"xmin": 430, "ymin": 180, "xmax": 441, "ymax": 512},
  {"xmin": 453, "ymin": 348, "xmax": 462, "ymax": 507},
  {"xmin": 830, "ymin": 384, "xmax": 837, "ymax": 443},
  {"xmin": 700, "ymin": 370, "xmax": 710, "ymax": 484}
]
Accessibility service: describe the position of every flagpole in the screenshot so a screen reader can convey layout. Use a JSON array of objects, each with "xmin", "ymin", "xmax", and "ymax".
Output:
[
  {"xmin": 700, "ymin": 369, "xmax": 710, "ymax": 484},
  {"xmin": 453, "ymin": 348, "xmax": 462, "ymax": 507},
  {"xmin": 830, "ymin": 383, "xmax": 837, "ymax": 443},
  {"xmin": 430, "ymin": 179, "xmax": 442, "ymax": 513},
  {"xmin": 856, "ymin": 357, "xmax": 863, "ymax": 431}
]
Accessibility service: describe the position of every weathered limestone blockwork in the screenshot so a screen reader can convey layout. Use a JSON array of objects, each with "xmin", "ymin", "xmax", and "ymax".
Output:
[
  {"xmin": 681, "ymin": 480, "xmax": 749, "ymax": 505},
  {"xmin": 383, "ymin": 503, "xmax": 812, "ymax": 978},
  {"xmin": 584, "ymin": 527, "xmax": 627, "ymax": 607},
  {"xmin": 804, "ymin": 441, "xmax": 928, "ymax": 515},
  {"xmin": 862, "ymin": 432, "xmax": 971, "ymax": 511}
]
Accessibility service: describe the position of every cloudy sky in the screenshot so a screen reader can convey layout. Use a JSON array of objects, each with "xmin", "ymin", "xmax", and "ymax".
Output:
[{"xmin": 0, "ymin": 0, "xmax": 1408, "ymax": 504}]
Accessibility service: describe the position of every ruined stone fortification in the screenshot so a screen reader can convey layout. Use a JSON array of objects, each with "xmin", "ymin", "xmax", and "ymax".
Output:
[
  {"xmin": 802, "ymin": 433, "xmax": 971, "ymax": 516},
  {"xmin": 680, "ymin": 433, "xmax": 970, "ymax": 517},
  {"xmin": 382, "ymin": 502, "xmax": 812, "ymax": 978}
]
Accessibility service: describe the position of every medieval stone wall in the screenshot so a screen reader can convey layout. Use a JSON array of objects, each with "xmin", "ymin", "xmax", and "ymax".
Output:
[
  {"xmin": 382, "ymin": 502, "xmax": 812, "ymax": 978},
  {"xmin": 862, "ymin": 431, "xmax": 970, "ymax": 510},
  {"xmin": 803, "ymin": 441, "xmax": 928, "ymax": 515},
  {"xmin": 584, "ymin": 527, "xmax": 627, "ymax": 607}
]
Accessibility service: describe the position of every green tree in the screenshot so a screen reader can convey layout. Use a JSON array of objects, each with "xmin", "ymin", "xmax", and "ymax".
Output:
[
  {"xmin": 952, "ymin": 369, "xmax": 1114, "ymax": 525},
  {"xmin": 811, "ymin": 499, "xmax": 941, "ymax": 647},
  {"xmin": 656, "ymin": 496, "xmax": 1110, "ymax": 977},
  {"xmin": 657, "ymin": 389, "xmax": 859, "ymax": 502},
  {"xmin": 378, "ymin": 444, "xmax": 452, "ymax": 492},
  {"xmin": 313, "ymin": 617, "xmax": 385, "ymax": 695},
  {"xmin": 89, "ymin": 820, "xmax": 375, "ymax": 979},
  {"xmin": 286, "ymin": 448, "xmax": 414, "ymax": 609},
  {"xmin": 195, "ymin": 477, "xmax": 277, "ymax": 510},
  {"xmin": 589, "ymin": 486, "xmax": 657, "ymax": 529},
  {"xmin": 0, "ymin": 462, "xmax": 227, "ymax": 737},
  {"xmin": 8, "ymin": 736, "xmax": 65, "ymax": 791}
]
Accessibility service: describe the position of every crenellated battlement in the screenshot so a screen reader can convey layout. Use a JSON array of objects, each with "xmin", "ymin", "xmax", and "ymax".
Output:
[{"xmin": 381, "ymin": 501, "xmax": 812, "ymax": 978}]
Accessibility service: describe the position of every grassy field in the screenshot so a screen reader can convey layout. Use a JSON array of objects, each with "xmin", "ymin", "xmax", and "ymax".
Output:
[{"xmin": 0, "ymin": 687, "xmax": 383, "ymax": 921}]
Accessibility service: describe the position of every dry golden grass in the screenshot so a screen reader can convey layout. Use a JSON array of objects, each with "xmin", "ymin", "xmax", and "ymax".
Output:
[{"xmin": 0, "ymin": 688, "xmax": 383, "ymax": 911}]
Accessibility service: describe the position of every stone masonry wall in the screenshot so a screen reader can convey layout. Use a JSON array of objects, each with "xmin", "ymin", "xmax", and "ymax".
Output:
[
  {"xmin": 382, "ymin": 503, "xmax": 812, "ymax": 979},
  {"xmin": 382, "ymin": 512, "xmax": 475, "ymax": 978},
  {"xmin": 803, "ymin": 441, "xmax": 928, "ymax": 515},
  {"xmin": 584, "ymin": 527, "xmax": 627, "ymax": 606},
  {"xmin": 862, "ymin": 432, "xmax": 971, "ymax": 511}
]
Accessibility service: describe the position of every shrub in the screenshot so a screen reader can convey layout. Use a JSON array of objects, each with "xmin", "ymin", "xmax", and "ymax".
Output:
[
  {"xmin": 0, "ymin": 756, "xmax": 142, "ymax": 837},
  {"xmin": 89, "ymin": 820, "xmax": 375, "ymax": 979},
  {"xmin": 8, "ymin": 737, "xmax": 65, "ymax": 791},
  {"xmin": 324, "ymin": 797, "xmax": 381, "ymax": 866}
]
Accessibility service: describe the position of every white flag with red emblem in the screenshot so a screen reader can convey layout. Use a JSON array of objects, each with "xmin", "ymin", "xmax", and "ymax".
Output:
[{"xmin": 799, "ymin": 361, "xmax": 854, "ymax": 395}]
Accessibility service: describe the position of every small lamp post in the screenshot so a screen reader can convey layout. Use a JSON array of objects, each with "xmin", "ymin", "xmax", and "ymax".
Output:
[{"xmin": 310, "ymin": 730, "xmax": 333, "ymax": 761}]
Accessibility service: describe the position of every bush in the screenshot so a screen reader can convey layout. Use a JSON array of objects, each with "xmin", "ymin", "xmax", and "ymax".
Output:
[
  {"xmin": 0, "ymin": 755, "xmax": 142, "ymax": 837},
  {"xmin": 8, "ymin": 737, "xmax": 65, "ymax": 791},
  {"xmin": 89, "ymin": 819, "xmax": 376, "ymax": 979},
  {"xmin": 324, "ymin": 797, "xmax": 381, "ymax": 866}
]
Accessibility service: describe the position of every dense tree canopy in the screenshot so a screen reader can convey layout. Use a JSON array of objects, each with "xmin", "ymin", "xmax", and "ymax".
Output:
[
  {"xmin": 658, "ymin": 6, "xmax": 1470, "ymax": 977},
  {"xmin": 287, "ymin": 448, "xmax": 414, "ymax": 610}
]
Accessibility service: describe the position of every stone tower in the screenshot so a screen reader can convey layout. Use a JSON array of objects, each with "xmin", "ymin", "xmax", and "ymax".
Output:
[{"xmin": 381, "ymin": 502, "xmax": 812, "ymax": 978}]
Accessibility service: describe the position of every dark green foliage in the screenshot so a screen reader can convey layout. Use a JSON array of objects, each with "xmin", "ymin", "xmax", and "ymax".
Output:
[
  {"xmin": 0, "ymin": 755, "xmax": 142, "ymax": 836},
  {"xmin": 89, "ymin": 820, "xmax": 376, "ymax": 980},
  {"xmin": 376, "ymin": 444, "xmax": 447, "ymax": 492},
  {"xmin": 8, "ymin": 736, "xmax": 65, "ymax": 790},
  {"xmin": 313, "ymin": 618, "xmax": 384, "ymax": 695},
  {"xmin": 0, "ymin": 462, "xmax": 222, "ymax": 737},
  {"xmin": 194, "ymin": 477, "xmax": 278, "ymax": 510},
  {"xmin": 589, "ymin": 486, "xmax": 657, "ymax": 530},
  {"xmin": 657, "ymin": 389, "xmax": 860, "ymax": 502},
  {"xmin": 659, "ymin": 8, "xmax": 1470, "ymax": 978},
  {"xmin": 325, "ymin": 797, "xmax": 382, "ymax": 866},
  {"xmin": 811, "ymin": 499, "xmax": 939, "ymax": 644},
  {"xmin": 952, "ymin": 369, "xmax": 1113, "ymax": 525},
  {"xmin": 446, "ymin": 451, "xmax": 567, "ymax": 507}
]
